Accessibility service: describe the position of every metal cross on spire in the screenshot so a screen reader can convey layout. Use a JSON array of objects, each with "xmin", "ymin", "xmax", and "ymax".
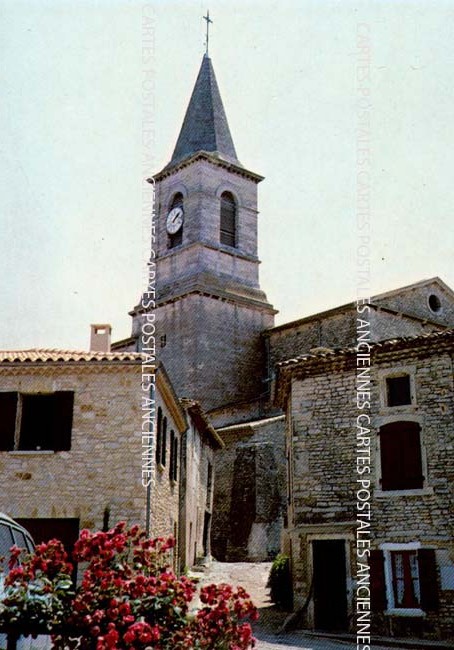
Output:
[{"xmin": 203, "ymin": 10, "xmax": 213, "ymax": 56}]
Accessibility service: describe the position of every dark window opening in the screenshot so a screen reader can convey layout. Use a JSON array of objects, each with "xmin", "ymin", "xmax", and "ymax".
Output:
[
  {"xmin": 0, "ymin": 391, "xmax": 73, "ymax": 452},
  {"xmin": 169, "ymin": 430, "xmax": 178, "ymax": 482},
  {"xmin": 220, "ymin": 192, "xmax": 236, "ymax": 247},
  {"xmin": 386, "ymin": 375, "xmax": 411, "ymax": 407},
  {"xmin": 379, "ymin": 421, "xmax": 424, "ymax": 490},
  {"xmin": 428, "ymin": 294, "xmax": 441, "ymax": 313},
  {"xmin": 160, "ymin": 334, "xmax": 167, "ymax": 348},
  {"xmin": 168, "ymin": 193, "xmax": 183, "ymax": 249},
  {"xmin": 206, "ymin": 462, "xmax": 213, "ymax": 509}
]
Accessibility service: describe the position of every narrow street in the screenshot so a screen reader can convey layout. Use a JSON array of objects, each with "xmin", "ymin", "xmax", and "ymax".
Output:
[{"xmin": 192, "ymin": 561, "xmax": 449, "ymax": 650}]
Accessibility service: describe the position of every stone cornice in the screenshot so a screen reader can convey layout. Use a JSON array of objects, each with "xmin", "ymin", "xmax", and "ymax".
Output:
[
  {"xmin": 0, "ymin": 362, "xmax": 142, "ymax": 376},
  {"xmin": 156, "ymin": 240, "xmax": 260, "ymax": 265},
  {"xmin": 152, "ymin": 151, "xmax": 264, "ymax": 184}
]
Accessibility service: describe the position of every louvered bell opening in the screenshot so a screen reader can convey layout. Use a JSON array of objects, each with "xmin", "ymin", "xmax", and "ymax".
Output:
[{"xmin": 220, "ymin": 192, "xmax": 236, "ymax": 247}]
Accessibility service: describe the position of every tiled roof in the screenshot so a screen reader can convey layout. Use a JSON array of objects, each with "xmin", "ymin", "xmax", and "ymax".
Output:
[
  {"xmin": 168, "ymin": 54, "xmax": 240, "ymax": 168},
  {"xmin": 0, "ymin": 349, "xmax": 142, "ymax": 364},
  {"xmin": 277, "ymin": 328, "xmax": 454, "ymax": 370},
  {"xmin": 266, "ymin": 277, "xmax": 453, "ymax": 335}
]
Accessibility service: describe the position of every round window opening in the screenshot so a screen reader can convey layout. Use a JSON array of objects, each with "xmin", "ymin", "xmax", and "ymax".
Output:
[{"xmin": 428, "ymin": 294, "xmax": 442, "ymax": 313}]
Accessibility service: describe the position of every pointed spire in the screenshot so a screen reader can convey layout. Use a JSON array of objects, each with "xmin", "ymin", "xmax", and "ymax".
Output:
[{"xmin": 169, "ymin": 55, "xmax": 240, "ymax": 167}]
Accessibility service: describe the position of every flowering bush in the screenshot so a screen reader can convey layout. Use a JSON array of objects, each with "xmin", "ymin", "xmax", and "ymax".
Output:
[{"xmin": 0, "ymin": 522, "xmax": 257, "ymax": 649}]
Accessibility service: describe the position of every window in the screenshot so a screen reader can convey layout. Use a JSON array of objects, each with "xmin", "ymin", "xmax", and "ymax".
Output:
[
  {"xmin": 169, "ymin": 430, "xmax": 178, "ymax": 482},
  {"xmin": 168, "ymin": 193, "xmax": 183, "ymax": 249},
  {"xmin": 391, "ymin": 550, "xmax": 421, "ymax": 608},
  {"xmin": 386, "ymin": 375, "xmax": 411, "ymax": 406},
  {"xmin": 156, "ymin": 408, "xmax": 167, "ymax": 468},
  {"xmin": 379, "ymin": 421, "xmax": 424, "ymax": 490},
  {"xmin": 0, "ymin": 391, "xmax": 74, "ymax": 452},
  {"xmin": 220, "ymin": 192, "xmax": 236, "ymax": 247},
  {"xmin": 428, "ymin": 293, "xmax": 441, "ymax": 313},
  {"xmin": 370, "ymin": 547, "xmax": 439, "ymax": 613}
]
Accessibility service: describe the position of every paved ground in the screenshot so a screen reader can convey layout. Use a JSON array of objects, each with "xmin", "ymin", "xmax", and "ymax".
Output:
[{"xmin": 191, "ymin": 561, "xmax": 451, "ymax": 650}]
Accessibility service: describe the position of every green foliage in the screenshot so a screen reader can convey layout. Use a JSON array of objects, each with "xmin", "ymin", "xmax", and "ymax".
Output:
[{"xmin": 267, "ymin": 554, "xmax": 293, "ymax": 611}]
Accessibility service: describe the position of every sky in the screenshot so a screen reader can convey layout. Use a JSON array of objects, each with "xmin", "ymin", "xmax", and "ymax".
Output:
[{"xmin": 1, "ymin": 0, "xmax": 453, "ymax": 350}]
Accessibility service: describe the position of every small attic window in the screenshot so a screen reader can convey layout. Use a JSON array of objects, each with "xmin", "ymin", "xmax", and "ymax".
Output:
[{"xmin": 428, "ymin": 294, "xmax": 441, "ymax": 314}]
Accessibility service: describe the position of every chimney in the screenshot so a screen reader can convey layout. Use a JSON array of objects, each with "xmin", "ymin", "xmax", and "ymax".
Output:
[{"xmin": 90, "ymin": 324, "xmax": 112, "ymax": 353}]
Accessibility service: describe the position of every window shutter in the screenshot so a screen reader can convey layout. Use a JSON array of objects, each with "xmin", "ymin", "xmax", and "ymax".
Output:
[
  {"xmin": 169, "ymin": 431, "xmax": 174, "ymax": 479},
  {"xmin": 370, "ymin": 550, "xmax": 387, "ymax": 611},
  {"xmin": 52, "ymin": 392, "xmax": 74, "ymax": 451},
  {"xmin": 380, "ymin": 421, "xmax": 423, "ymax": 490},
  {"xmin": 156, "ymin": 408, "xmax": 162, "ymax": 464},
  {"xmin": 401, "ymin": 423, "xmax": 423, "ymax": 489},
  {"xmin": 418, "ymin": 549, "xmax": 439, "ymax": 611},
  {"xmin": 380, "ymin": 423, "xmax": 400, "ymax": 490},
  {"xmin": 0, "ymin": 392, "xmax": 18, "ymax": 450},
  {"xmin": 173, "ymin": 436, "xmax": 178, "ymax": 481},
  {"xmin": 162, "ymin": 417, "xmax": 167, "ymax": 466}
]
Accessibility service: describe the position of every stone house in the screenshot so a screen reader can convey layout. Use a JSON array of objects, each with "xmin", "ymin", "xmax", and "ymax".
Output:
[
  {"xmin": 178, "ymin": 399, "xmax": 224, "ymax": 571},
  {"xmin": 275, "ymin": 328, "xmax": 454, "ymax": 641},
  {"xmin": 0, "ymin": 330, "xmax": 217, "ymax": 571}
]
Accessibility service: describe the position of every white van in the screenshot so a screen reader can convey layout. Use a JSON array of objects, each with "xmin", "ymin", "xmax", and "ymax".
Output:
[{"xmin": 0, "ymin": 513, "xmax": 50, "ymax": 650}]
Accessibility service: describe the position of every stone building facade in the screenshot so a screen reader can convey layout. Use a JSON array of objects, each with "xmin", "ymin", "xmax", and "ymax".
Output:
[
  {"xmin": 178, "ymin": 400, "xmax": 224, "ymax": 571},
  {"xmin": 275, "ymin": 329, "xmax": 454, "ymax": 641},
  {"xmin": 0, "ymin": 348, "xmax": 208, "ymax": 571}
]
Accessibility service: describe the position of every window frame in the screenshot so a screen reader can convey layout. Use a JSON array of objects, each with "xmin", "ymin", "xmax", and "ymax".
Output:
[
  {"xmin": 381, "ymin": 543, "xmax": 425, "ymax": 617},
  {"xmin": 375, "ymin": 416, "xmax": 431, "ymax": 496},
  {"xmin": 155, "ymin": 407, "xmax": 168, "ymax": 470},
  {"xmin": 220, "ymin": 191, "xmax": 237, "ymax": 248},
  {"xmin": 378, "ymin": 420, "xmax": 425, "ymax": 492},
  {"xmin": 0, "ymin": 391, "xmax": 74, "ymax": 453},
  {"xmin": 386, "ymin": 375, "xmax": 412, "ymax": 407},
  {"xmin": 169, "ymin": 429, "xmax": 178, "ymax": 483},
  {"xmin": 378, "ymin": 366, "xmax": 416, "ymax": 412}
]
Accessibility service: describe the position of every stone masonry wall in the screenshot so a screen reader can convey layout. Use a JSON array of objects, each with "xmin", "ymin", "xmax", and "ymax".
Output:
[
  {"xmin": 179, "ymin": 418, "xmax": 216, "ymax": 569},
  {"xmin": 211, "ymin": 416, "xmax": 286, "ymax": 561},
  {"xmin": 155, "ymin": 293, "xmax": 273, "ymax": 412},
  {"xmin": 285, "ymin": 343, "xmax": 454, "ymax": 639},
  {"xmin": 0, "ymin": 364, "xmax": 180, "ymax": 546}
]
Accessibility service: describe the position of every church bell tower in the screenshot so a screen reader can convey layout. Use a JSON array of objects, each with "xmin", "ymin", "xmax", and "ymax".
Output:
[{"xmin": 130, "ymin": 53, "xmax": 276, "ymax": 411}]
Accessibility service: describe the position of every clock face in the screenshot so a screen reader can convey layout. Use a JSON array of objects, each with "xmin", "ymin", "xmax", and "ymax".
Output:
[{"xmin": 166, "ymin": 206, "xmax": 184, "ymax": 234}]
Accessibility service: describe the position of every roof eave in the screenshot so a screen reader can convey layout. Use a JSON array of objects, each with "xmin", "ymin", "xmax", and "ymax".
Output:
[{"xmin": 151, "ymin": 151, "xmax": 264, "ymax": 184}]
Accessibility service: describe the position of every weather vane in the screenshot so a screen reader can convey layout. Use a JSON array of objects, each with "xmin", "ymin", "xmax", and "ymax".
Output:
[{"xmin": 203, "ymin": 10, "xmax": 213, "ymax": 56}]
